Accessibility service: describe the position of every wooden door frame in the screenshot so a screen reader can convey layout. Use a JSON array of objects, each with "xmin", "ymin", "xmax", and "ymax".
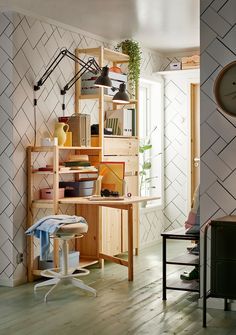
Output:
[{"xmin": 186, "ymin": 73, "xmax": 200, "ymax": 210}]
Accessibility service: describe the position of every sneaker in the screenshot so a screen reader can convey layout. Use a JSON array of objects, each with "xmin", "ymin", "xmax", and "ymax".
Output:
[{"xmin": 180, "ymin": 267, "xmax": 199, "ymax": 281}]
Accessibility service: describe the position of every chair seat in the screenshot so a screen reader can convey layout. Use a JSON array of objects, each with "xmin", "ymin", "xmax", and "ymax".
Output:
[{"xmin": 56, "ymin": 222, "xmax": 88, "ymax": 235}]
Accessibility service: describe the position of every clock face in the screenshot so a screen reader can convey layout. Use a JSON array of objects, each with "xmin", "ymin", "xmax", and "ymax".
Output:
[{"xmin": 214, "ymin": 61, "xmax": 236, "ymax": 117}]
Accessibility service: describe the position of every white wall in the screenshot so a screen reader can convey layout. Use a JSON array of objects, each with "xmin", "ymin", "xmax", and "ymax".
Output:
[{"xmin": 161, "ymin": 70, "xmax": 199, "ymax": 231}]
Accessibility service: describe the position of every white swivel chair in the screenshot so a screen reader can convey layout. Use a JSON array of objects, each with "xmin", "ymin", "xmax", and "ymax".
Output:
[{"xmin": 34, "ymin": 221, "xmax": 96, "ymax": 302}]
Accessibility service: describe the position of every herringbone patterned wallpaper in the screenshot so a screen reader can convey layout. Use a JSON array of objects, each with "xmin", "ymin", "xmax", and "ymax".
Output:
[
  {"xmin": 200, "ymin": 0, "xmax": 236, "ymax": 301},
  {"xmin": 200, "ymin": 0, "xmax": 236, "ymax": 225},
  {"xmin": 163, "ymin": 74, "xmax": 189, "ymax": 230},
  {"xmin": 0, "ymin": 11, "xmax": 165, "ymax": 285}
]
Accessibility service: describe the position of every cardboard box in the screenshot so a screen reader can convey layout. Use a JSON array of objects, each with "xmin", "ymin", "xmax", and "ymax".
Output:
[
  {"xmin": 40, "ymin": 188, "xmax": 65, "ymax": 199},
  {"xmin": 170, "ymin": 62, "xmax": 181, "ymax": 70},
  {"xmin": 182, "ymin": 55, "xmax": 200, "ymax": 69}
]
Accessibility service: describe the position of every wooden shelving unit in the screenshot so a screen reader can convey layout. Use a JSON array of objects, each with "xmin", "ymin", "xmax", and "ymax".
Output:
[{"xmin": 27, "ymin": 46, "xmax": 140, "ymax": 281}]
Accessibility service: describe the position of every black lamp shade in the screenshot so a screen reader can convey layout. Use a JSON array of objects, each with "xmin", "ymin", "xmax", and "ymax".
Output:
[
  {"xmin": 94, "ymin": 66, "xmax": 112, "ymax": 88},
  {"xmin": 112, "ymin": 83, "xmax": 130, "ymax": 104}
]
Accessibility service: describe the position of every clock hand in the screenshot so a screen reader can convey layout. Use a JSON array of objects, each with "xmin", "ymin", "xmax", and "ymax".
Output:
[{"xmin": 224, "ymin": 90, "xmax": 236, "ymax": 96}]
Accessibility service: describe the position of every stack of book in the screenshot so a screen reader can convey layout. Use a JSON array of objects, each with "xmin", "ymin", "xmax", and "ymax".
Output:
[{"xmin": 63, "ymin": 154, "xmax": 98, "ymax": 180}]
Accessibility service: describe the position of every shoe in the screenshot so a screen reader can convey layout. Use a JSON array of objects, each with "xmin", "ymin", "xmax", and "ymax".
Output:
[
  {"xmin": 180, "ymin": 267, "xmax": 199, "ymax": 281},
  {"xmin": 187, "ymin": 245, "xmax": 199, "ymax": 255}
]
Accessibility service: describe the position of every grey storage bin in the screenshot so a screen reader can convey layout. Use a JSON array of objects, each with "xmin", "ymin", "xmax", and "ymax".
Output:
[{"xmin": 59, "ymin": 180, "xmax": 95, "ymax": 197}]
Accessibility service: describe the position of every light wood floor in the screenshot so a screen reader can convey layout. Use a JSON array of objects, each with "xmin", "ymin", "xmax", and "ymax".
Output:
[{"xmin": 0, "ymin": 241, "xmax": 236, "ymax": 335}]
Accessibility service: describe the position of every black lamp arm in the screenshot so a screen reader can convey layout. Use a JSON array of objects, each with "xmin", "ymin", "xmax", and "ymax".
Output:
[
  {"xmin": 61, "ymin": 58, "xmax": 100, "ymax": 95},
  {"xmin": 34, "ymin": 47, "xmax": 101, "ymax": 91}
]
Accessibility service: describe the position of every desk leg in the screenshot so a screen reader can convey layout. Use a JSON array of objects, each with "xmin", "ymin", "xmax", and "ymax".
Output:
[
  {"xmin": 128, "ymin": 204, "xmax": 134, "ymax": 281},
  {"xmin": 162, "ymin": 236, "xmax": 167, "ymax": 300}
]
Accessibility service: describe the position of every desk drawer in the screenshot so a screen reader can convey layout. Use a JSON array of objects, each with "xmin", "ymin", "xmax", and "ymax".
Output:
[{"xmin": 104, "ymin": 137, "xmax": 139, "ymax": 156}]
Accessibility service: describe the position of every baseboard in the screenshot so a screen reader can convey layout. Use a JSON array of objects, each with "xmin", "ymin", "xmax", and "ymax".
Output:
[
  {"xmin": 0, "ymin": 277, "xmax": 27, "ymax": 287},
  {"xmin": 0, "ymin": 278, "xmax": 14, "ymax": 287},
  {"xmin": 140, "ymin": 239, "xmax": 162, "ymax": 250}
]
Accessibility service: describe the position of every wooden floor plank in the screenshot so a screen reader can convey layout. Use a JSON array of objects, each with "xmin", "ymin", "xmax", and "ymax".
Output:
[{"xmin": 0, "ymin": 241, "xmax": 236, "ymax": 335}]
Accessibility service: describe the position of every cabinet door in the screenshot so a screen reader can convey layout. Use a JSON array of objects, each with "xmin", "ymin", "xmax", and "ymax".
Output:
[
  {"xmin": 122, "ymin": 175, "xmax": 139, "ymax": 252},
  {"xmin": 101, "ymin": 207, "xmax": 122, "ymax": 255}
]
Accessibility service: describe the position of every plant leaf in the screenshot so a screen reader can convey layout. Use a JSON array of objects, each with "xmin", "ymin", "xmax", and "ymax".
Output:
[
  {"xmin": 142, "ymin": 162, "xmax": 151, "ymax": 170},
  {"xmin": 139, "ymin": 144, "xmax": 152, "ymax": 152}
]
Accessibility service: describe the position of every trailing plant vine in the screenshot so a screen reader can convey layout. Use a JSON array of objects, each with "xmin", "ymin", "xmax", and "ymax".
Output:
[{"xmin": 116, "ymin": 40, "xmax": 142, "ymax": 94}]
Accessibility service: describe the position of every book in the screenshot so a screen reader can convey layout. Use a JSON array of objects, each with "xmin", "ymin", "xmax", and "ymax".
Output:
[{"xmin": 64, "ymin": 161, "xmax": 91, "ymax": 167}]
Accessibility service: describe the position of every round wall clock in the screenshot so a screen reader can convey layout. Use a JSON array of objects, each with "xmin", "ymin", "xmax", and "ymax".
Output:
[{"xmin": 214, "ymin": 61, "xmax": 236, "ymax": 117}]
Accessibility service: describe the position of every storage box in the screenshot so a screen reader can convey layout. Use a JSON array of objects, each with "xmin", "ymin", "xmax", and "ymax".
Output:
[
  {"xmin": 59, "ymin": 180, "xmax": 95, "ymax": 197},
  {"xmin": 67, "ymin": 114, "xmax": 91, "ymax": 147},
  {"xmin": 38, "ymin": 251, "xmax": 80, "ymax": 270},
  {"xmin": 181, "ymin": 55, "xmax": 200, "ymax": 69},
  {"xmin": 60, "ymin": 251, "xmax": 80, "ymax": 269},
  {"xmin": 170, "ymin": 62, "xmax": 181, "ymax": 70},
  {"xmin": 81, "ymin": 71, "xmax": 127, "ymax": 96},
  {"xmin": 40, "ymin": 188, "xmax": 65, "ymax": 199}
]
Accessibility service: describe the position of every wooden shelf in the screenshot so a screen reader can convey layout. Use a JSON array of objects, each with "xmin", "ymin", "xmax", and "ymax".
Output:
[
  {"xmin": 166, "ymin": 253, "xmax": 199, "ymax": 266},
  {"xmin": 32, "ymin": 270, "xmax": 42, "ymax": 276},
  {"xmin": 31, "ymin": 199, "xmax": 55, "ymax": 209},
  {"xmin": 32, "ymin": 169, "xmax": 98, "ymax": 175},
  {"xmin": 104, "ymin": 135, "xmax": 138, "ymax": 139},
  {"xmin": 79, "ymin": 257, "xmax": 99, "ymax": 268},
  {"xmin": 28, "ymin": 145, "xmax": 102, "ymax": 152},
  {"xmin": 32, "ymin": 171, "xmax": 53, "ymax": 175},
  {"xmin": 58, "ymin": 146, "xmax": 101, "ymax": 150},
  {"xmin": 76, "ymin": 47, "xmax": 129, "ymax": 63}
]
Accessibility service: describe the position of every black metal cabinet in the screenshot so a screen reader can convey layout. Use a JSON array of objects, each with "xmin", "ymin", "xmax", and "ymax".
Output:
[
  {"xmin": 161, "ymin": 228, "xmax": 200, "ymax": 300},
  {"xmin": 203, "ymin": 216, "xmax": 236, "ymax": 327}
]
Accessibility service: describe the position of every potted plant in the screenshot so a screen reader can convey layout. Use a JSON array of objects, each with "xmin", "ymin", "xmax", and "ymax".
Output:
[
  {"xmin": 139, "ymin": 126, "xmax": 160, "ymax": 202},
  {"xmin": 115, "ymin": 39, "xmax": 142, "ymax": 96}
]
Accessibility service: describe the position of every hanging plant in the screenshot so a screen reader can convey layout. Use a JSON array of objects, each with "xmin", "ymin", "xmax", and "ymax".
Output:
[{"xmin": 116, "ymin": 39, "xmax": 142, "ymax": 95}]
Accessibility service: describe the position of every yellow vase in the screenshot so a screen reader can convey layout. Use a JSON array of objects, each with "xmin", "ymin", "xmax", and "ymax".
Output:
[{"xmin": 54, "ymin": 122, "xmax": 69, "ymax": 146}]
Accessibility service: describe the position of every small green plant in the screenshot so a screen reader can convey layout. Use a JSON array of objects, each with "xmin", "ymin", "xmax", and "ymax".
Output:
[
  {"xmin": 116, "ymin": 39, "xmax": 142, "ymax": 94},
  {"xmin": 139, "ymin": 126, "xmax": 160, "ymax": 195}
]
